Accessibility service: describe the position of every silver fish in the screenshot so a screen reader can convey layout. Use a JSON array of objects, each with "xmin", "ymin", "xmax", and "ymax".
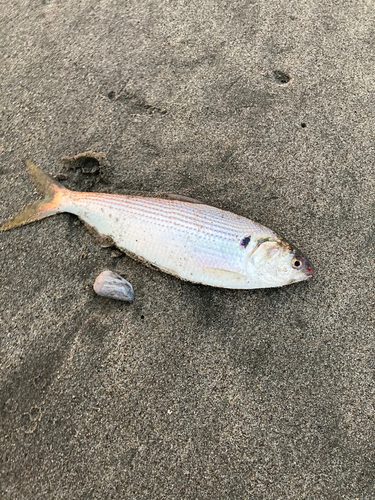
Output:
[{"xmin": 0, "ymin": 161, "xmax": 314, "ymax": 289}]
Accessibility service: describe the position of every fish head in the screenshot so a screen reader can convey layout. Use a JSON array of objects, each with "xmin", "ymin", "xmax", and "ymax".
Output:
[{"xmin": 245, "ymin": 238, "xmax": 314, "ymax": 288}]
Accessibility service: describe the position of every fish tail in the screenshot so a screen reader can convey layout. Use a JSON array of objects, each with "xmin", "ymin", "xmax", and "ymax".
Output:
[{"xmin": 0, "ymin": 160, "xmax": 71, "ymax": 231}]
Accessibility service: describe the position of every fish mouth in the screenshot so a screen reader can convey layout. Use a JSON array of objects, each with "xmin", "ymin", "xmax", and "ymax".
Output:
[{"xmin": 301, "ymin": 257, "xmax": 314, "ymax": 277}]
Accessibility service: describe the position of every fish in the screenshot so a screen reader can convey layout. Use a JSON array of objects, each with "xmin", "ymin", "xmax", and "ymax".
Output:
[
  {"xmin": 93, "ymin": 270, "xmax": 134, "ymax": 301},
  {"xmin": 0, "ymin": 160, "xmax": 314, "ymax": 289}
]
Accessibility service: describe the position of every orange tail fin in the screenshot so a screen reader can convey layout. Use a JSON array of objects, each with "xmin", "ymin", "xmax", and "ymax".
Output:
[{"xmin": 0, "ymin": 160, "xmax": 70, "ymax": 231}]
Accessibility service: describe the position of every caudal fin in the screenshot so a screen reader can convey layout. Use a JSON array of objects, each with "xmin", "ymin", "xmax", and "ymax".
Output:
[{"xmin": 0, "ymin": 160, "xmax": 70, "ymax": 231}]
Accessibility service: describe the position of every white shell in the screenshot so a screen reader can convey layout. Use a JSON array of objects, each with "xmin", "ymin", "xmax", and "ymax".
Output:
[{"xmin": 93, "ymin": 270, "xmax": 134, "ymax": 301}]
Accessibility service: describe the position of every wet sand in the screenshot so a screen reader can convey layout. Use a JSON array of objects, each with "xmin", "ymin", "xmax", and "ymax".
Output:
[{"xmin": 1, "ymin": 1, "xmax": 374, "ymax": 498}]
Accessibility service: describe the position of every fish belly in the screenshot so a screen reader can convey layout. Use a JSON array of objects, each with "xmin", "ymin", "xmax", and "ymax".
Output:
[{"xmin": 65, "ymin": 192, "xmax": 274, "ymax": 288}]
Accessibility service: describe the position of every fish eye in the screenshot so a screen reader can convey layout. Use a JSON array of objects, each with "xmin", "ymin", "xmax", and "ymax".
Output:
[{"xmin": 292, "ymin": 258, "xmax": 302, "ymax": 269}]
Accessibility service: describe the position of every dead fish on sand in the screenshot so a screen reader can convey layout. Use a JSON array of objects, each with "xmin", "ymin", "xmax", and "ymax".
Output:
[{"xmin": 0, "ymin": 160, "xmax": 314, "ymax": 289}]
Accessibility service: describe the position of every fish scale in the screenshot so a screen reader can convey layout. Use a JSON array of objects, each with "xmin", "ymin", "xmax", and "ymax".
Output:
[{"xmin": 75, "ymin": 193, "xmax": 266, "ymax": 237}]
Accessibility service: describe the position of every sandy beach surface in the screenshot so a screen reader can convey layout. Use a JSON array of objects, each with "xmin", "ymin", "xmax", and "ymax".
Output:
[{"xmin": 1, "ymin": 0, "xmax": 374, "ymax": 498}]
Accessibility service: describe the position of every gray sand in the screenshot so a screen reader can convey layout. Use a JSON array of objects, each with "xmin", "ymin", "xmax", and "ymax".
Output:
[{"xmin": 1, "ymin": 0, "xmax": 374, "ymax": 498}]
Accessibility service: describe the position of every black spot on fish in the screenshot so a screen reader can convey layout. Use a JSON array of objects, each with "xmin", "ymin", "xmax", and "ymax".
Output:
[{"xmin": 240, "ymin": 236, "xmax": 251, "ymax": 248}]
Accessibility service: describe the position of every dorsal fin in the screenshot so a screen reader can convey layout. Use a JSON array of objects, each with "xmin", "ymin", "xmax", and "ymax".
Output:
[{"xmin": 164, "ymin": 194, "xmax": 205, "ymax": 204}]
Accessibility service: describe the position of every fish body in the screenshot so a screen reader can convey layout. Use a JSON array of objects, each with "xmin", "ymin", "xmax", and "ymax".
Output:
[
  {"xmin": 64, "ymin": 191, "xmax": 280, "ymax": 288},
  {"xmin": 0, "ymin": 161, "xmax": 314, "ymax": 289}
]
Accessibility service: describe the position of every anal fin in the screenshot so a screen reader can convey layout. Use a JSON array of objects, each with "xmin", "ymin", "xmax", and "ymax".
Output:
[{"xmin": 82, "ymin": 221, "xmax": 115, "ymax": 248}]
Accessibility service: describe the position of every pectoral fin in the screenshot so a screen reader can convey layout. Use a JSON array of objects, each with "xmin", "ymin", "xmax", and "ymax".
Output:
[{"xmin": 202, "ymin": 267, "xmax": 247, "ymax": 283}]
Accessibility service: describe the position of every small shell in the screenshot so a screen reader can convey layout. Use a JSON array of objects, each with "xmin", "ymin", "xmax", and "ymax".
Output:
[{"xmin": 93, "ymin": 270, "xmax": 134, "ymax": 301}]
